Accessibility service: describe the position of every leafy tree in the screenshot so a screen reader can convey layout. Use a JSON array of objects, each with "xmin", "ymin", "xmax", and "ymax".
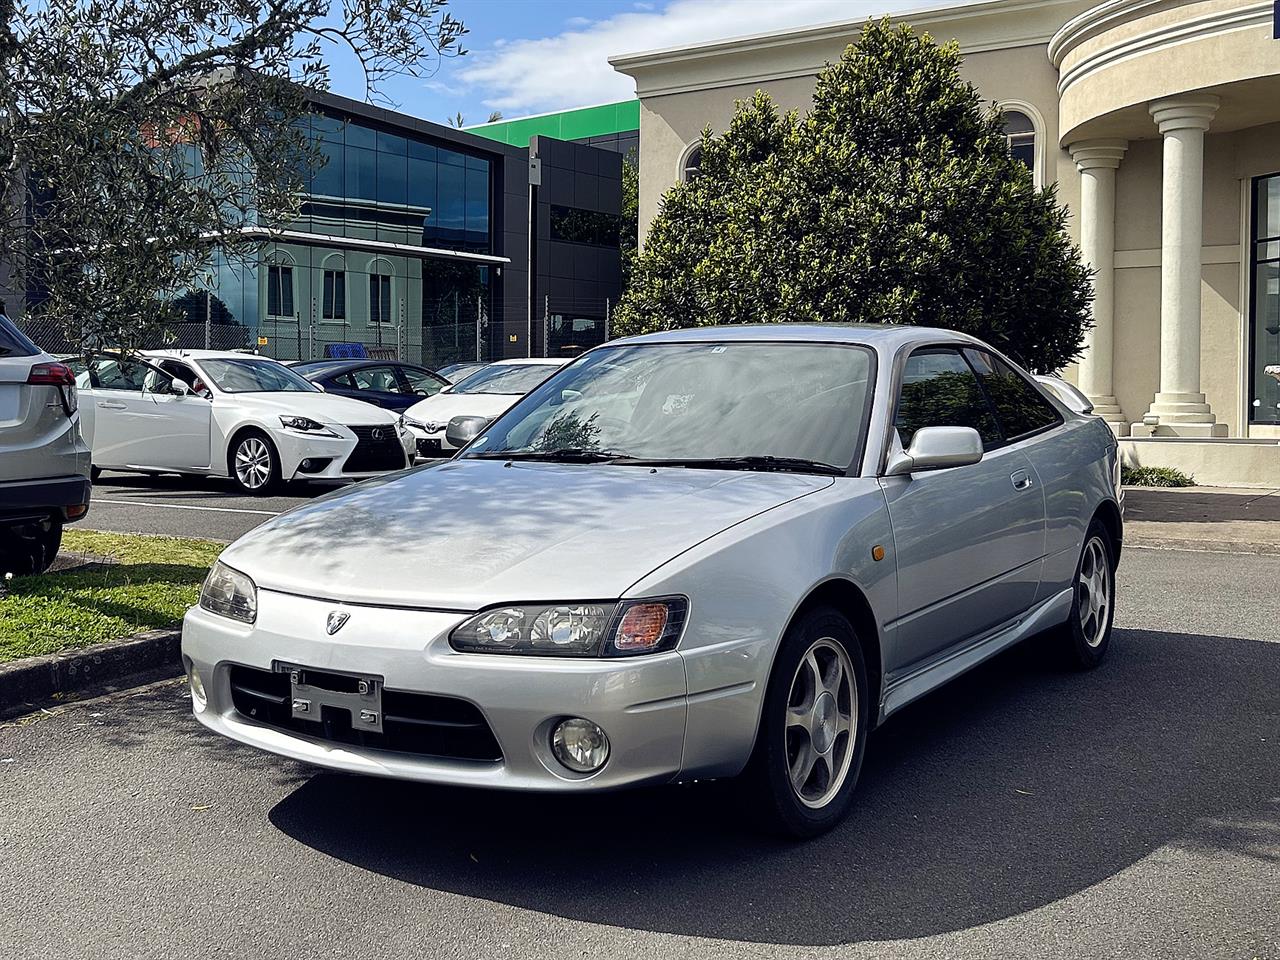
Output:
[
  {"xmin": 614, "ymin": 18, "xmax": 1092, "ymax": 373},
  {"xmin": 619, "ymin": 148, "xmax": 638, "ymax": 292},
  {"xmin": 0, "ymin": 0, "xmax": 467, "ymax": 351}
]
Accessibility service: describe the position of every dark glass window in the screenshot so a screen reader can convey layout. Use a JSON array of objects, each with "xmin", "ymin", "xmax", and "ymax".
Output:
[
  {"xmin": 369, "ymin": 273, "xmax": 392, "ymax": 325},
  {"xmin": 266, "ymin": 264, "xmax": 294, "ymax": 318},
  {"xmin": 964, "ymin": 350, "xmax": 1060, "ymax": 440},
  {"xmin": 436, "ymin": 162, "xmax": 465, "ymax": 242},
  {"xmin": 1002, "ymin": 110, "xmax": 1036, "ymax": 176},
  {"xmin": 1251, "ymin": 172, "xmax": 1280, "ymax": 423},
  {"xmin": 896, "ymin": 348, "xmax": 1000, "ymax": 450},
  {"xmin": 682, "ymin": 145, "xmax": 703, "ymax": 183},
  {"xmin": 322, "ymin": 269, "xmax": 346, "ymax": 321},
  {"xmin": 346, "ymin": 146, "xmax": 378, "ymax": 201},
  {"xmin": 0, "ymin": 313, "xmax": 39, "ymax": 357},
  {"xmin": 550, "ymin": 206, "xmax": 622, "ymax": 247},
  {"xmin": 312, "ymin": 140, "xmax": 344, "ymax": 199},
  {"xmin": 466, "ymin": 164, "xmax": 489, "ymax": 248}
]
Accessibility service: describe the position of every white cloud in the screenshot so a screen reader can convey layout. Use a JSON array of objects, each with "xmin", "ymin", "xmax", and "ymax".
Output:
[{"xmin": 456, "ymin": 0, "xmax": 974, "ymax": 115}]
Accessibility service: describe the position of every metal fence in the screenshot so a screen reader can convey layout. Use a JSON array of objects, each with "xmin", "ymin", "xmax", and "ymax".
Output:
[{"xmin": 539, "ymin": 296, "xmax": 613, "ymax": 359}]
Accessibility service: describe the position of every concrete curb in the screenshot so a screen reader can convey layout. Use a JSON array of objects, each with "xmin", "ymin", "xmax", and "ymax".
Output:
[
  {"xmin": 0, "ymin": 627, "xmax": 182, "ymax": 721},
  {"xmin": 1127, "ymin": 536, "xmax": 1280, "ymax": 556}
]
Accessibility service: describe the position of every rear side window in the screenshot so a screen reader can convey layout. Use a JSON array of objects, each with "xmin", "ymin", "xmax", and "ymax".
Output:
[
  {"xmin": 964, "ymin": 350, "xmax": 1061, "ymax": 441},
  {"xmin": 0, "ymin": 314, "xmax": 39, "ymax": 357},
  {"xmin": 896, "ymin": 348, "xmax": 1001, "ymax": 449}
]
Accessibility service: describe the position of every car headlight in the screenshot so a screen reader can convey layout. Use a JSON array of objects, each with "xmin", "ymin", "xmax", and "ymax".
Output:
[
  {"xmin": 199, "ymin": 561, "xmax": 258, "ymax": 624},
  {"xmin": 450, "ymin": 597, "xmax": 687, "ymax": 657},
  {"xmin": 279, "ymin": 415, "xmax": 338, "ymax": 436}
]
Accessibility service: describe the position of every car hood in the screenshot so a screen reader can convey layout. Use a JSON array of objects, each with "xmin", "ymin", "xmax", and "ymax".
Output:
[
  {"xmin": 403, "ymin": 391, "xmax": 520, "ymax": 427},
  {"xmin": 219, "ymin": 458, "xmax": 834, "ymax": 609},
  {"xmin": 223, "ymin": 391, "xmax": 400, "ymax": 426}
]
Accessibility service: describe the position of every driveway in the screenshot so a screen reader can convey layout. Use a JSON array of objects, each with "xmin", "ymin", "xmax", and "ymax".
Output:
[{"xmin": 2, "ymin": 546, "xmax": 1278, "ymax": 959}]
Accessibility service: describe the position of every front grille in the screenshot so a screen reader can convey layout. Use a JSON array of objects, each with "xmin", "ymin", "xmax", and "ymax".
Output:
[
  {"xmin": 228, "ymin": 665, "xmax": 503, "ymax": 762},
  {"xmin": 343, "ymin": 424, "xmax": 407, "ymax": 473}
]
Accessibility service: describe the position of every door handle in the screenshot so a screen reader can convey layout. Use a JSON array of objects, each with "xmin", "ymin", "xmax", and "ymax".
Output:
[
  {"xmin": 1011, "ymin": 470, "xmax": 1034, "ymax": 491},
  {"xmin": 97, "ymin": 401, "xmax": 127, "ymax": 410}
]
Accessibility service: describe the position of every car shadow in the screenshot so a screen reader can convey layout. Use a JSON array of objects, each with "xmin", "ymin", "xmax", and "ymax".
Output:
[
  {"xmin": 266, "ymin": 627, "xmax": 1280, "ymax": 945},
  {"xmin": 93, "ymin": 471, "xmax": 343, "ymax": 501}
]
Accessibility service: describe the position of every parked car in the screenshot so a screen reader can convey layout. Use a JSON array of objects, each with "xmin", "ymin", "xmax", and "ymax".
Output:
[
  {"xmin": 290, "ymin": 359, "xmax": 450, "ymax": 413},
  {"xmin": 184, "ymin": 324, "xmax": 1122, "ymax": 838},
  {"xmin": 402, "ymin": 358, "xmax": 566, "ymax": 459},
  {"xmin": 75, "ymin": 350, "xmax": 415, "ymax": 495},
  {"xmin": 435, "ymin": 361, "xmax": 489, "ymax": 383},
  {"xmin": 0, "ymin": 314, "xmax": 91, "ymax": 574}
]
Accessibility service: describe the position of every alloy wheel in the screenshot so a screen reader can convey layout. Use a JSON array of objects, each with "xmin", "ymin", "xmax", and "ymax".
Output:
[
  {"xmin": 785, "ymin": 638, "xmax": 857, "ymax": 809},
  {"xmin": 234, "ymin": 437, "xmax": 272, "ymax": 491},
  {"xmin": 1077, "ymin": 536, "xmax": 1111, "ymax": 648}
]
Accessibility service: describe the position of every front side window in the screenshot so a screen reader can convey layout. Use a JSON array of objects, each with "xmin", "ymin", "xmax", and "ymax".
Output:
[
  {"xmin": 895, "ymin": 348, "xmax": 1000, "ymax": 450},
  {"xmin": 266, "ymin": 264, "xmax": 295, "ymax": 319},
  {"xmin": 350, "ymin": 365, "xmax": 400, "ymax": 393},
  {"xmin": 1251, "ymin": 172, "xmax": 1280, "ymax": 423},
  {"xmin": 399, "ymin": 366, "xmax": 447, "ymax": 397},
  {"xmin": 322, "ymin": 269, "xmax": 347, "ymax": 322},
  {"xmin": 369, "ymin": 273, "xmax": 392, "ymax": 325},
  {"xmin": 198, "ymin": 358, "xmax": 319, "ymax": 393},
  {"xmin": 467, "ymin": 342, "xmax": 874, "ymax": 470},
  {"xmin": 964, "ymin": 350, "xmax": 1060, "ymax": 440}
]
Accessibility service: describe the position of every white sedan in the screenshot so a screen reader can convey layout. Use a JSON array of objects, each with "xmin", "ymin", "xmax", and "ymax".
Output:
[
  {"xmin": 76, "ymin": 350, "xmax": 415, "ymax": 494},
  {"xmin": 402, "ymin": 357, "xmax": 566, "ymax": 459}
]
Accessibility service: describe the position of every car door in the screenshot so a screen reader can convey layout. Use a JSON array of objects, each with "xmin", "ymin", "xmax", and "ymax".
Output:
[
  {"xmin": 136, "ymin": 360, "xmax": 214, "ymax": 469},
  {"xmin": 84, "ymin": 355, "xmax": 163, "ymax": 467},
  {"xmin": 347, "ymin": 364, "xmax": 409, "ymax": 410},
  {"xmin": 879, "ymin": 346, "xmax": 1047, "ymax": 677}
]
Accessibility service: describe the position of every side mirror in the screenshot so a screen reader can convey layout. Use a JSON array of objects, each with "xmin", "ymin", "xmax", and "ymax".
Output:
[
  {"xmin": 446, "ymin": 415, "xmax": 489, "ymax": 449},
  {"xmin": 560, "ymin": 389, "xmax": 583, "ymax": 404},
  {"xmin": 170, "ymin": 378, "xmax": 190, "ymax": 397},
  {"xmin": 885, "ymin": 426, "xmax": 983, "ymax": 477}
]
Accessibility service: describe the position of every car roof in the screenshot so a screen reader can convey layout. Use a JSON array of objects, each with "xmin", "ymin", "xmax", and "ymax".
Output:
[
  {"xmin": 143, "ymin": 349, "xmax": 280, "ymax": 362},
  {"xmin": 610, "ymin": 323, "xmax": 986, "ymax": 351}
]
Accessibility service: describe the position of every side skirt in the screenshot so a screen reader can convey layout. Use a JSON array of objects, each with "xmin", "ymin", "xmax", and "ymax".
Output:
[{"xmin": 878, "ymin": 586, "xmax": 1074, "ymax": 722}]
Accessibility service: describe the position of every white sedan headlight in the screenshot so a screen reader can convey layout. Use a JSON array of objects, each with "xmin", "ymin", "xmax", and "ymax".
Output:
[
  {"xmin": 199, "ymin": 561, "xmax": 258, "ymax": 624},
  {"xmin": 450, "ymin": 597, "xmax": 687, "ymax": 657},
  {"xmin": 279, "ymin": 415, "xmax": 338, "ymax": 437}
]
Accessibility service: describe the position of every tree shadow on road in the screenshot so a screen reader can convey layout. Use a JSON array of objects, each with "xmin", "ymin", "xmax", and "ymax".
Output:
[{"xmin": 266, "ymin": 628, "xmax": 1280, "ymax": 946}]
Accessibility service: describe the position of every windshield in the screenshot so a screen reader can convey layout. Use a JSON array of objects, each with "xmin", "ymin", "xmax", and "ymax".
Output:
[
  {"xmin": 450, "ymin": 363, "xmax": 559, "ymax": 395},
  {"xmin": 465, "ymin": 341, "xmax": 875, "ymax": 470},
  {"xmin": 199, "ymin": 358, "xmax": 319, "ymax": 393}
]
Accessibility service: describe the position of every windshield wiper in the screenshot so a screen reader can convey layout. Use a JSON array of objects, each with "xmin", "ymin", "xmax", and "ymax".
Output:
[
  {"xmin": 610, "ymin": 455, "xmax": 845, "ymax": 476},
  {"xmin": 469, "ymin": 447, "xmax": 633, "ymax": 463}
]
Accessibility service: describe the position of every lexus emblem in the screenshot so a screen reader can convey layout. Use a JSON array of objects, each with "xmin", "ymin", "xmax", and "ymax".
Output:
[
  {"xmin": 371, "ymin": 427, "xmax": 385, "ymax": 441},
  {"xmin": 326, "ymin": 611, "xmax": 350, "ymax": 635}
]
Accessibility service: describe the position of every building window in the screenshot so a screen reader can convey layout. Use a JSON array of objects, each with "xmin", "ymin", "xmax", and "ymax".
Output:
[
  {"xmin": 369, "ymin": 272, "xmax": 393, "ymax": 325},
  {"xmin": 550, "ymin": 205, "xmax": 623, "ymax": 247},
  {"xmin": 681, "ymin": 144, "xmax": 703, "ymax": 183},
  {"xmin": 1250, "ymin": 172, "xmax": 1280, "ymax": 424},
  {"xmin": 321, "ymin": 268, "xmax": 346, "ymax": 322},
  {"xmin": 1001, "ymin": 110, "xmax": 1036, "ymax": 175},
  {"xmin": 266, "ymin": 263, "xmax": 294, "ymax": 319}
]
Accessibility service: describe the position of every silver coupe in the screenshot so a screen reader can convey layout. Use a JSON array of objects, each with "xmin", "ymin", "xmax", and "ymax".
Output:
[{"xmin": 182, "ymin": 324, "xmax": 1122, "ymax": 838}]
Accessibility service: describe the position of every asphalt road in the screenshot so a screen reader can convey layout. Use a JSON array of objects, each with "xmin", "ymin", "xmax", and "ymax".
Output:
[
  {"xmin": 82, "ymin": 470, "xmax": 338, "ymax": 542},
  {"xmin": 2, "ymin": 547, "xmax": 1279, "ymax": 960}
]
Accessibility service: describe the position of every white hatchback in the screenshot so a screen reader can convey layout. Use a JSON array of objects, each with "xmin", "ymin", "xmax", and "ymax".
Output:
[{"xmin": 76, "ymin": 350, "xmax": 415, "ymax": 494}]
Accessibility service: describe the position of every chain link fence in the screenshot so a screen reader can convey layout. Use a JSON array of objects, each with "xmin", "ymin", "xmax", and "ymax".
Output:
[{"xmin": 538, "ymin": 295, "xmax": 613, "ymax": 359}]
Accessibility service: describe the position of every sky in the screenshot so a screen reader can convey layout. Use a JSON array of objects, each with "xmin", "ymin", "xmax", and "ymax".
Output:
[{"xmin": 326, "ymin": 0, "xmax": 981, "ymax": 127}]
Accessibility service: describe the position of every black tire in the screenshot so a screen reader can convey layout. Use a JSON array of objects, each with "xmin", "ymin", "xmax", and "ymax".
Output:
[
  {"xmin": 742, "ymin": 606, "xmax": 871, "ymax": 839},
  {"xmin": 228, "ymin": 430, "xmax": 281, "ymax": 496},
  {"xmin": 1057, "ymin": 518, "xmax": 1117, "ymax": 670},
  {"xmin": 0, "ymin": 517, "xmax": 63, "ymax": 576},
  {"xmin": 90, "ymin": 466, "xmax": 102, "ymax": 482}
]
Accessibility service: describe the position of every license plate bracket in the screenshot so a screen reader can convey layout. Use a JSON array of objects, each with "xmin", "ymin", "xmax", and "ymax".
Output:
[{"xmin": 275, "ymin": 663, "xmax": 384, "ymax": 734}]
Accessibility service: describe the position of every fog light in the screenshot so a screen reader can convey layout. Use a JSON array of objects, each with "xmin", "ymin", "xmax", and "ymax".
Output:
[
  {"xmin": 551, "ymin": 717, "xmax": 609, "ymax": 773},
  {"xmin": 188, "ymin": 667, "xmax": 207, "ymax": 711}
]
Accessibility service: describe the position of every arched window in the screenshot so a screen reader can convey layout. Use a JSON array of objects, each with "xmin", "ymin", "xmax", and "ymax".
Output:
[
  {"xmin": 367, "ymin": 257, "xmax": 394, "ymax": 326},
  {"xmin": 320, "ymin": 253, "xmax": 347, "ymax": 323},
  {"xmin": 1002, "ymin": 110, "xmax": 1036, "ymax": 174},
  {"xmin": 681, "ymin": 144, "xmax": 703, "ymax": 183}
]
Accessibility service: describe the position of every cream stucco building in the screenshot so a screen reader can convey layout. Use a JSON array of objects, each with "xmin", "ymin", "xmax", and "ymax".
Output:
[{"xmin": 611, "ymin": 0, "xmax": 1280, "ymax": 485}]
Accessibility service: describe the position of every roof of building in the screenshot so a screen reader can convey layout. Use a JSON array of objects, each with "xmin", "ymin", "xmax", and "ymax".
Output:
[{"xmin": 465, "ymin": 100, "xmax": 640, "ymax": 147}]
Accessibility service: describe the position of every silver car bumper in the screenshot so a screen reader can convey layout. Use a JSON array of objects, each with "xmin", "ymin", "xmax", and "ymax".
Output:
[{"xmin": 181, "ymin": 590, "xmax": 688, "ymax": 791}]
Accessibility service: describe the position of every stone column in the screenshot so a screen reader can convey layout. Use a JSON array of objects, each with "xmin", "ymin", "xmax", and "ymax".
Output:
[
  {"xmin": 1070, "ymin": 139, "xmax": 1128, "ymax": 435},
  {"xmin": 1137, "ymin": 95, "xmax": 1226, "ymax": 437}
]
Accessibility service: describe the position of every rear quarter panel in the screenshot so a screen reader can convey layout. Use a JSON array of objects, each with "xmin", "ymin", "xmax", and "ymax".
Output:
[
  {"xmin": 624, "ymin": 478, "xmax": 897, "ymax": 779},
  {"xmin": 1022, "ymin": 416, "xmax": 1120, "ymax": 600}
]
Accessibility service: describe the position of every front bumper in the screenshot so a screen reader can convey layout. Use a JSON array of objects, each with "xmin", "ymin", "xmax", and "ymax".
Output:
[
  {"xmin": 0, "ymin": 474, "xmax": 91, "ymax": 524},
  {"xmin": 274, "ymin": 426, "xmax": 416, "ymax": 481},
  {"xmin": 182, "ymin": 590, "xmax": 688, "ymax": 791},
  {"xmin": 405, "ymin": 424, "xmax": 456, "ymax": 460}
]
